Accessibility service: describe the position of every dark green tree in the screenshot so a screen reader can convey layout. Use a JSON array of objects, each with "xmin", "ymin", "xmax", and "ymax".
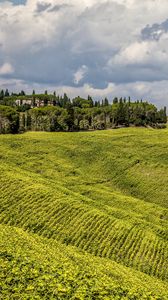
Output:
[{"xmin": 5, "ymin": 89, "xmax": 10, "ymax": 97}]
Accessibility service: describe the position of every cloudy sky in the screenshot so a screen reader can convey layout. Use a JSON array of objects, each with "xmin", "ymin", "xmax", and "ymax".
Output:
[{"xmin": 0, "ymin": 0, "xmax": 168, "ymax": 107}]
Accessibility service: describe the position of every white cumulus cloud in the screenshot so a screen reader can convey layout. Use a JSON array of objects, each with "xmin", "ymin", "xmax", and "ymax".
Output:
[
  {"xmin": 0, "ymin": 0, "xmax": 168, "ymax": 107},
  {"xmin": 0, "ymin": 62, "xmax": 14, "ymax": 75},
  {"xmin": 74, "ymin": 65, "xmax": 88, "ymax": 84}
]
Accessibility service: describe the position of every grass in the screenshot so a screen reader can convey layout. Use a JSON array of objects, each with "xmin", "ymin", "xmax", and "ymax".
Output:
[{"xmin": 0, "ymin": 127, "xmax": 168, "ymax": 298}]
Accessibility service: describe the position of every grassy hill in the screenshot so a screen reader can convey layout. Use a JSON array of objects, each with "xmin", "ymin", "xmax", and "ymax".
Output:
[
  {"xmin": 0, "ymin": 128, "xmax": 168, "ymax": 298},
  {"xmin": 1, "ymin": 224, "xmax": 167, "ymax": 300}
]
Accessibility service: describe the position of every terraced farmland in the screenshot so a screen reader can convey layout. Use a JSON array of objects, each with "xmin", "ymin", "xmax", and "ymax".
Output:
[{"xmin": 0, "ymin": 128, "xmax": 168, "ymax": 298}]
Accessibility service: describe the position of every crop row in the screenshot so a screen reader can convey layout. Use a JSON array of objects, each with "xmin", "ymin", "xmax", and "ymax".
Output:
[
  {"xmin": 0, "ymin": 170, "xmax": 167, "ymax": 281},
  {"xmin": 1, "ymin": 224, "xmax": 168, "ymax": 300}
]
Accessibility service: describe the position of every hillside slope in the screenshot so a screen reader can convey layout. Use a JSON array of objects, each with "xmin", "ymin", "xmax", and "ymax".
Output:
[
  {"xmin": 0, "ymin": 128, "xmax": 168, "ymax": 298},
  {"xmin": 1, "ymin": 224, "xmax": 168, "ymax": 299}
]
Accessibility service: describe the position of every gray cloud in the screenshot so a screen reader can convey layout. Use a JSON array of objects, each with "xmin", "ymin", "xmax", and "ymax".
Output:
[
  {"xmin": 141, "ymin": 19, "xmax": 168, "ymax": 41},
  {"xmin": 36, "ymin": 2, "xmax": 51, "ymax": 13},
  {"xmin": 0, "ymin": 0, "xmax": 168, "ymax": 107},
  {"xmin": 48, "ymin": 4, "xmax": 72, "ymax": 13}
]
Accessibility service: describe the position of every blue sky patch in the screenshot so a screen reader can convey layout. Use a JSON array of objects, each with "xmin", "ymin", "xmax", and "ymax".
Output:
[{"xmin": 8, "ymin": 0, "xmax": 26, "ymax": 5}]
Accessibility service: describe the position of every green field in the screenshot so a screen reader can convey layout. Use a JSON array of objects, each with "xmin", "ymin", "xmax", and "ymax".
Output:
[{"xmin": 0, "ymin": 128, "xmax": 168, "ymax": 299}]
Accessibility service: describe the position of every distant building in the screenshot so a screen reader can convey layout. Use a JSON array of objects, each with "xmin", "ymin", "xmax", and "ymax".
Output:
[{"xmin": 15, "ymin": 97, "xmax": 54, "ymax": 108}]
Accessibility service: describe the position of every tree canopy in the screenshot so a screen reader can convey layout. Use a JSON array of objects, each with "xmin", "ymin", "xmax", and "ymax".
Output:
[{"xmin": 0, "ymin": 90, "xmax": 167, "ymax": 133}]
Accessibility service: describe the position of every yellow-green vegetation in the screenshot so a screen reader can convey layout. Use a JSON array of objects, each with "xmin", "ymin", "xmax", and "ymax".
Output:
[
  {"xmin": 0, "ymin": 224, "xmax": 167, "ymax": 300},
  {"xmin": 0, "ymin": 127, "xmax": 168, "ymax": 298}
]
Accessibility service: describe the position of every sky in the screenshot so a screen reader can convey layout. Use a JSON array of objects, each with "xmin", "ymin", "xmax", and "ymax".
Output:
[{"xmin": 0, "ymin": 0, "xmax": 168, "ymax": 107}]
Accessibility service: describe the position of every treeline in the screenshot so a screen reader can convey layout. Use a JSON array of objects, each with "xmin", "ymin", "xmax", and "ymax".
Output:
[{"xmin": 0, "ymin": 90, "xmax": 167, "ymax": 133}]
